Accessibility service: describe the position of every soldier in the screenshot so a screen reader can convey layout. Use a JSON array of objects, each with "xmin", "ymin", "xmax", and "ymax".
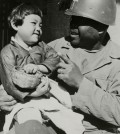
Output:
[{"xmin": 48, "ymin": 0, "xmax": 120, "ymax": 134}]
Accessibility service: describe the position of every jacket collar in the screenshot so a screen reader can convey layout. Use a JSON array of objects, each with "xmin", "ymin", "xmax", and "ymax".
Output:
[
  {"xmin": 11, "ymin": 37, "xmax": 32, "ymax": 51},
  {"xmin": 10, "ymin": 37, "xmax": 30, "ymax": 58},
  {"xmin": 84, "ymin": 41, "xmax": 120, "ymax": 74}
]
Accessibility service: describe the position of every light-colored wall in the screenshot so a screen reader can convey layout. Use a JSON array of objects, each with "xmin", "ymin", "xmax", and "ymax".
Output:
[{"xmin": 108, "ymin": 4, "xmax": 120, "ymax": 45}]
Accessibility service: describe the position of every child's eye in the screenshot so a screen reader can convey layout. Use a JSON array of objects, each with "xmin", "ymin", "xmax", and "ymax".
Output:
[{"xmin": 31, "ymin": 22, "xmax": 36, "ymax": 25}]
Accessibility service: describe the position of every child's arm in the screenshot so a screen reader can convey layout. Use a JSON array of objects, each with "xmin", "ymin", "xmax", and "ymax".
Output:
[
  {"xmin": 23, "ymin": 64, "xmax": 50, "ymax": 74},
  {"xmin": 28, "ymin": 76, "xmax": 50, "ymax": 97},
  {"xmin": 38, "ymin": 41, "xmax": 60, "ymax": 73},
  {"xmin": 0, "ymin": 46, "xmax": 29, "ymax": 102},
  {"xmin": 23, "ymin": 41, "xmax": 60, "ymax": 75}
]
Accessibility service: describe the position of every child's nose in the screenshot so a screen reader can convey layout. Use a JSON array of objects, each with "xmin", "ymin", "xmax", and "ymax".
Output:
[
  {"xmin": 36, "ymin": 26, "xmax": 42, "ymax": 33},
  {"xmin": 36, "ymin": 25, "xmax": 41, "ymax": 30}
]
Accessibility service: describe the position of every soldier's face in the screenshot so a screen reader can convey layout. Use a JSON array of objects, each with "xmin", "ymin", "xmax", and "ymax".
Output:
[{"xmin": 70, "ymin": 16, "xmax": 106, "ymax": 48}]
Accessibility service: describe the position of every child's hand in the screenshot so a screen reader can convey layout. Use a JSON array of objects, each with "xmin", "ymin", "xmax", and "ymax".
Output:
[
  {"xmin": 23, "ymin": 64, "xmax": 39, "ymax": 74},
  {"xmin": 29, "ymin": 77, "xmax": 50, "ymax": 97}
]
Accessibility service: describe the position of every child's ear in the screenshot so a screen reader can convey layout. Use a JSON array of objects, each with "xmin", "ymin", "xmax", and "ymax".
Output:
[{"xmin": 11, "ymin": 21, "xmax": 18, "ymax": 31}]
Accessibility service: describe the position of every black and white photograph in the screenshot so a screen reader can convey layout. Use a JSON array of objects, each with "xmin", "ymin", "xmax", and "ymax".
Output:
[{"xmin": 0, "ymin": 0, "xmax": 120, "ymax": 134}]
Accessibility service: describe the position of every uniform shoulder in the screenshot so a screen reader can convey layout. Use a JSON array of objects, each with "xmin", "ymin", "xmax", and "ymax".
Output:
[{"xmin": 47, "ymin": 37, "xmax": 67, "ymax": 48}]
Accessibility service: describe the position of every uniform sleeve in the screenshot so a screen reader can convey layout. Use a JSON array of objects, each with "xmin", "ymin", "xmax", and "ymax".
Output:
[
  {"xmin": 41, "ymin": 41, "xmax": 60, "ymax": 72},
  {"xmin": 47, "ymin": 39, "xmax": 58, "ymax": 49},
  {"xmin": 71, "ymin": 69, "xmax": 120, "ymax": 127},
  {"xmin": 0, "ymin": 47, "xmax": 29, "ymax": 102}
]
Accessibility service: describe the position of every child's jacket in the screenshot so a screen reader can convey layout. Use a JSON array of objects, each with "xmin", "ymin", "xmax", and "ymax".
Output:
[{"xmin": 0, "ymin": 38, "xmax": 59, "ymax": 101}]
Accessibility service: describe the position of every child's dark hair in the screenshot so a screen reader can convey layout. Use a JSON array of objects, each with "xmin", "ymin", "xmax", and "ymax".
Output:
[{"xmin": 8, "ymin": 3, "xmax": 43, "ymax": 28}]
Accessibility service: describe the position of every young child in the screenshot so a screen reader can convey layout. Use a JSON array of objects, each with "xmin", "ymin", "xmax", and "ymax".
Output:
[
  {"xmin": 0, "ymin": 1, "xmax": 58, "ymax": 132},
  {"xmin": 0, "ymin": 3, "xmax": 84, "ymax": 134},
  {"xmin": 0, "ymin": 2, "xmax": 60, "ymax": 101}
]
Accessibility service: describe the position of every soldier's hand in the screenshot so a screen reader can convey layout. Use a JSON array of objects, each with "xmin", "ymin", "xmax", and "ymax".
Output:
[{"xmin": 57, "ymin": 53, "xmax": 83, "ymax": 89}]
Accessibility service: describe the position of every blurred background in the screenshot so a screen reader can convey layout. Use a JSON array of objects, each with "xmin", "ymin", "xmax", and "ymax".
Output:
[
  {"xmin": 0, "ymin": 0, "xmax": 120, "ymax": 51},
  {"xmin": 108, "ymin": 0, "xmax": 120, "ymax": 45}
]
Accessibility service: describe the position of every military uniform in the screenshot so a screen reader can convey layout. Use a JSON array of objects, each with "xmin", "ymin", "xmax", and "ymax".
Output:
[{"xmin": 48, "ymin": 36, "xmax": 120, "ymax": 134}]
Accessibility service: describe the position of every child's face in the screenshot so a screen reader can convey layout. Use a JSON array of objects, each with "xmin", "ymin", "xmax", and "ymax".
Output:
[{"xmin": 17, "ymin": 14, "xmax": 42, "ymax": 46}]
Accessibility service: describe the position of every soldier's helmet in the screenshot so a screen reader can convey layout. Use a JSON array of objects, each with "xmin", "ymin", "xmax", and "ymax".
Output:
[{"xmin": 65, "ymin": 0, "xmax": 116, "ymax": 25}]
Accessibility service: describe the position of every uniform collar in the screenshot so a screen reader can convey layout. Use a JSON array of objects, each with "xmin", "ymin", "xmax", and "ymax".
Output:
[
  {"xmin": 64, "ymin": 36, "xmax": 120, "ymax": 59},
  {"xmin": 81, "ymin": 40, "xmax": 120, "ymax": 74}
]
